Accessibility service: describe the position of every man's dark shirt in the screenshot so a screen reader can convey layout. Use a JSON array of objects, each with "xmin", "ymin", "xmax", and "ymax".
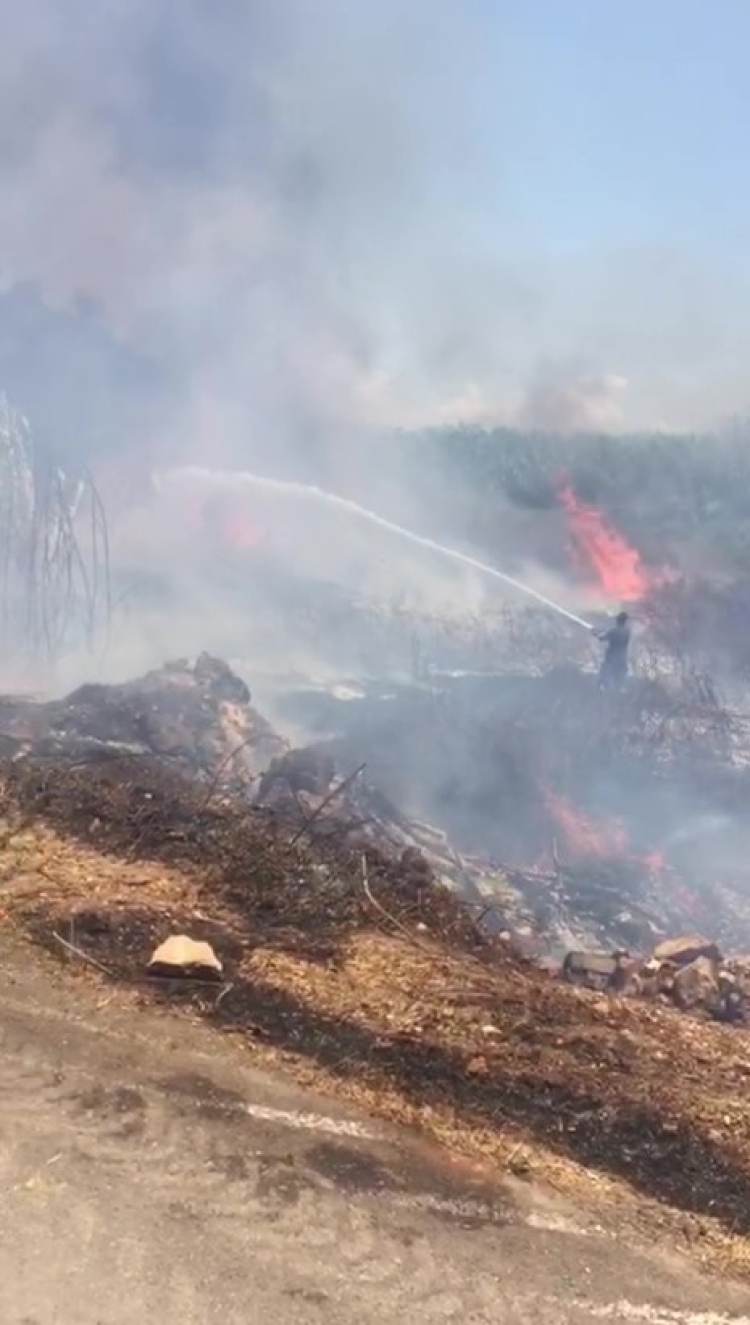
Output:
[{"xmin": 601, "ymin": 620, "xmax": 631, "ymax": 661}]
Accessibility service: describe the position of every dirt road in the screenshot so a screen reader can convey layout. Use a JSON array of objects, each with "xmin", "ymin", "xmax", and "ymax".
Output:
[{"xmin": 0, "ymin": 937, "xmax": 748, "ymax": 1324}]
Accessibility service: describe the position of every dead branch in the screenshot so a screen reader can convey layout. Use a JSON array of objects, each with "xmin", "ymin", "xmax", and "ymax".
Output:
[
  {"xmin": 198, "ymin": 738, "xmax": 260, "ymax": 812},
  {"xmin": 461, "ymin": 897, "xmax": 510, "ymax": 928},
  {"xmin": 52, "ymin": 931, "xmax": 113, "ymax": 975},
  {"xmin": 288, "ymin": 763, "xmax": 367, "ymax": 847},
  {"xmin": 361, "ymin": 853, "xmax": 434, "ymax": 954}
]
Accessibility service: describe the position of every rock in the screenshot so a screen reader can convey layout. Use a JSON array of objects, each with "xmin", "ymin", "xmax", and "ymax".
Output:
[
  {"xmin": 400, "ymin": 847, "xmax": 433, "ymax": 881},
  {"xmin": 642, "ymin": 958, "xmax": 663, "ymax": 974},
  {"xmin": 725, "ymin": 956, "xmax": 750, "ymax": 990},
  {"xmin": 672, "ymin": 956, "xmax": 720, "ymax": 1011},
  {"xmin": 609, "ymin": 952, "xmax": 639, "ymax": 993},
  {"xmin": 466, "ymin": 1055, "xmax": 489, "ymax": 1077},
  {"xmin": 714, "ymin": 989, "xmax": 745, "ymax": 1023},
  {"xmin": 506, "ymin": 1147, "xmax": 531, "ymax": 1176},
  {"xmin": 148, "ymin": 935, "xmax": 223, "ymax": 981},
  {"xmin": 561, "ymin": 950, "xmax": 619, "ymax": 990},
  {"xmin": 652, "ymin": 935, "xmax": 722, "ymax": 967},
  {"xmin": 638, "ymin": 963, "xmax": 676, "ymax": 998},
  {"xmin": 257, "ymin": 747, "xmax": 336, "ymax": 800},
  {"xmin": 656, "ymin": 965, "xmax": 676, "ymax": 994},
  {"xmin": 192, "ymin": 652, "xmax": 251, "ymax": 704},
  {"xmin": 637, "ymin": 975, "xmax": 658, "ymax": 998}
]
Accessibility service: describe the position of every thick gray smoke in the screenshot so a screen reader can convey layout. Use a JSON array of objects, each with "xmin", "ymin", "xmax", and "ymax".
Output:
[
  {"xmin": 3, "ymin": 1, "xmax": 750, "ymax": 478},
  {"xmin": 0, "ymin": 0, "xmax": 654, "ymax": 483},
  {"xmin": 1, "ymin": 1, "xmax": 743, "ymax": 692},
  {"xmin": 0, "ymin": 1, "xmax": 511, "ymax": 471},
  {"xmin": 0, "ymin": 0, "xmax": 608, "ymax": 682}
]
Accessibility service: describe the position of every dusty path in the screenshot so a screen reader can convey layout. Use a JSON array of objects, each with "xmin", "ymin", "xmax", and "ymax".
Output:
[{"xmin": 0, "ymin": 936, "xmax": 748, "ymax": 1325}]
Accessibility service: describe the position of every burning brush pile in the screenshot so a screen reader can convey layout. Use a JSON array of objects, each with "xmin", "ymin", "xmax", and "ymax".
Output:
[
  {"xmin": 2, "ymin": 652, "xmax": 750, "ymax": 981},
  {"xmin": 290, "ymin": 661, "xmax": 750, "ymax": 958}
]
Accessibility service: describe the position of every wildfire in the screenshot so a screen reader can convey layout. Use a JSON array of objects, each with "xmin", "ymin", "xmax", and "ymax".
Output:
[
  {"xmin": 544, "ymin": 789, "xmax": 627, "ymax": 858},
  {"xmin": 185, "ymin": 494, "xmax": 267, "ymax": 551},
  {"xmin": 219, "ymin": 506, "xmax": 267, "ymax": 549},
  {"xmin": 543, "ymin": 788, "xmax": 671, "ymax": 877},
  {"xmin": 556, "ymin": 476, "xmax": 660, "ymax": 602},
  {"xmin": 541, "ymin": 788, "xmax": 719, "ymax": 925},
  {"xmin": 642, "ymin": 848, "xmax": 667, "ymax": 874}
]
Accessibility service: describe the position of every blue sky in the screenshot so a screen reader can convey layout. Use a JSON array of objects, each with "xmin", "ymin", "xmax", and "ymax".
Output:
[
  {"xmin": 492, "ymin": 1, "xmax": 750, "ymax": 253},
  {"xmin": 1, "ymin": 0, "xmax": 750, "ymax": 463}
]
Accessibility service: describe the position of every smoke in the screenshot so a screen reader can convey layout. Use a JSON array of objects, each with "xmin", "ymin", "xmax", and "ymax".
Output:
[
  {"xmin": 3, "ymin": 0, "xmax": 750, "ymax": 474},
  {"xmin": 517, "ymin": 365, "xmax": 629, "ymax": 433},
  {"xmin": 0, "ymin": 0, "xmax": 652, "ymax": 487},
  {"xmin": 0, "ymin": 2, "xmax": 515, "ymax": 470},
  {"xmin": 3, "ymin": 0, "xmax": 748, "ymax": 693},
  {"xmin": 0, "ymin": 2, "xmax": 582, "ymax": 683}
]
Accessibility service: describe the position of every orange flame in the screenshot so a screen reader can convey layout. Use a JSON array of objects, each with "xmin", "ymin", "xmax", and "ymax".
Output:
[
  {"xmin": 544, "ymin": 791, "xmax": 668, "ymax": 876},
  {"xmin": 642, "ymin": 848, "xmax": 667, "ymax": 874},
  {"xmin": 556, "ymin": 477, "xmax": 659, "ymax": 602},
  {"xmin": 543, "ymin": 791, "xmax": 713, "ymax": 923},
  {"xmin": 220, "ymin": 505, "xmax": 267, "ymax": 549},
  {"xmin": 544, "ymin": 789, "xmax": 627, "ymax": 857},
  {"xmin": 184, "ymin": 494, "xmax": 267, "ymax": 550}
]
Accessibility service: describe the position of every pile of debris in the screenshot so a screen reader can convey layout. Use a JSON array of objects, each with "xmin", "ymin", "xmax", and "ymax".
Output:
[
  {"xmin": 563, "ymin": 933, "xmax": 750, "ymax": 1024},
  {"xmin": 4, "ymin": 654, "xmax": 750, "ymax": 961},
  {"xmin": 0, "ymin": 655, "xmax": 513, "ymax": 932},
  {"xmin": 257, "ymin": 745, "xmax": 454, "ymax": 858},
  {"xmin": 278, "ymin": 665, "xmax": 750, "ymax": 953},
  {"xmin": 0, "ymin": 653, "xmax": 288, "ymax": 788}
]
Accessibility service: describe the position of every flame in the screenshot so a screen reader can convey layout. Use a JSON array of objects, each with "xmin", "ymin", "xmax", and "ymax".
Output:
[
  {"xmin": 642, "ymin": 848, "xmax": 666, "ymax": 874},
  {"xmin": 544, "ymin": 790, "xmax": 712, "ymax": 924},
  {"xmin": 219, "ymin": 505, "xmax": 267, "ymax": 549},
  {"xmin": 544, "ymin": 790, "xmax": 628, "ymax": 858},
  {"xmin": 184, "ymin": 494, "xmax": 267, "ymax": 550},
  {"xmin": 556, "ymin": 476, "xmax": 659, "ymax": 602},
  {"xmin": 544, "ymin": 791, "xmax": 669, "ymax": 876}
]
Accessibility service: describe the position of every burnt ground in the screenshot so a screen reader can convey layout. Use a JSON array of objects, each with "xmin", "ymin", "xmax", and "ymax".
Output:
[
  {"xmin": 274, "ymin": 668, "xmax": 750, "ymax": 951},
  {"xmin": 2, "ymin": 753, "xmax": 750, "ymax": 1267}
]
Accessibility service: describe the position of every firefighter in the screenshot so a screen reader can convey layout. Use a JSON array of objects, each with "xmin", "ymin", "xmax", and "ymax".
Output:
[{"xmin": 596, "ymin": 611, "xmax": 631, "ymax": 692}]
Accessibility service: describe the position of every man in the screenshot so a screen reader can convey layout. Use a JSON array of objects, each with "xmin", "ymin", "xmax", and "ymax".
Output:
[{"xmin": 596, "ymin": 611, "xmax": 631, "ymax": 692}]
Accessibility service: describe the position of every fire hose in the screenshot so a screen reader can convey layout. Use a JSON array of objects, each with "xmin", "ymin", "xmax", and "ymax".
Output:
[{"xmin": 157, "ymin": 467, "xmax": 599, "ymax": 632}]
